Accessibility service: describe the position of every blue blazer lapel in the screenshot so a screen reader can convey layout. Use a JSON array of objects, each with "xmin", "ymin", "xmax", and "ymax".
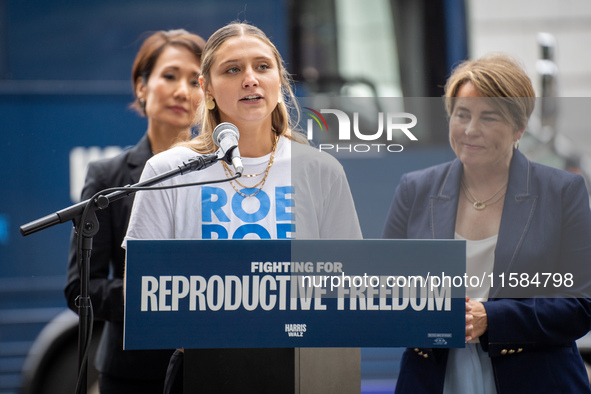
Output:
[
  {"xmin": 490, "ymin": 150, "xmax": 538, "ymax": 299},
  {"xmin": 430, "ymin": 159, "xmax": 462, "ymax": 239}
]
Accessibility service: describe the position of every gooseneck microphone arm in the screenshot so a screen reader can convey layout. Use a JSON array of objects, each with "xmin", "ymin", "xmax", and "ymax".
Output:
[{"xmin": 20, "ymin": 152, "xmax": 220, "ymax": 236}]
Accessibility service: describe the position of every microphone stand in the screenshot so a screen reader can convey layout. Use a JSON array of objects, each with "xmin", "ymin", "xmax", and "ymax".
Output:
[{"xmin": 20, "ymin": 152, "xmax": 221, "ymax": 394}]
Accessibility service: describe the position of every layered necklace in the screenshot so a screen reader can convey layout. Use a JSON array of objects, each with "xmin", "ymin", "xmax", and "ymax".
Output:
[
  {"xmin": 222, "ymin": 134, "xmax": 279, "ymax": 198},
  {"xmin": 461, "ymin": 179, "xmax": 507, "ymax": 210}
]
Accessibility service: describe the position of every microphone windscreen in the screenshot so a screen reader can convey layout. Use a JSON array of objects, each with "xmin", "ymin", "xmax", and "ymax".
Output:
[{"xmin": 213, "ymin": 122, "xmax": 240, "ymax": 146}]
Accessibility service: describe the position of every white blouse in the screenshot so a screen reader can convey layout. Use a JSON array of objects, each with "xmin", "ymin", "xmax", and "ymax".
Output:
[{"xmin": 443, "ymin": 233, "xmax": 498, "ymax": 394}]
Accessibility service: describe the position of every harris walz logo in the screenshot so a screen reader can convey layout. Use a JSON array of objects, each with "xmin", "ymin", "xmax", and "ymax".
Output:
[
  {"xmin": 304, "ymin": 107, "xmax": 418, "ymax": 153},
  {"xmin": 285, "ymin": 323, "xmax": 307, "ymax": 338}
]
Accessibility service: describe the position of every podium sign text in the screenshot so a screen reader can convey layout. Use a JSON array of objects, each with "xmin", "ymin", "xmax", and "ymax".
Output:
[{"xmin": 124, "ymin": 239, "xmax": 465, "ymax": 349}]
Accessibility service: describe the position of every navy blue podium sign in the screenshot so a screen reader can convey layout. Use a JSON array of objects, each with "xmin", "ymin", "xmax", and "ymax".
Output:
[{"xmin": 124, "ymin": 239, "xmax": 465, "ymax": 350}]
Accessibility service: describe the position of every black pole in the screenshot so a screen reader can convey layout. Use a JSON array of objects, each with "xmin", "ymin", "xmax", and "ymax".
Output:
[{"xmin": 77, "ymin": 237, "xmax": 92, "ymax": 394}]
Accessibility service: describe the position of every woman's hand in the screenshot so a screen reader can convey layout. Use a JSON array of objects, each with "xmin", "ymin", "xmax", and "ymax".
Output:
[{"xmin": 465, "ymin": 297, "xmax": 488, "ymax": 342}]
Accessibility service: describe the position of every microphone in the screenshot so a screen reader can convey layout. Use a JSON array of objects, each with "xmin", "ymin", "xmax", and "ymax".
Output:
[{"xmin": 213, "ymin": 122, "xmax": 243, "ymax": 176}]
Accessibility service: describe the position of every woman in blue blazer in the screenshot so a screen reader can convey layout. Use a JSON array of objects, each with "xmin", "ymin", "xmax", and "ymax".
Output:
[{"xmin": 383, "ymin": 53, "xmax": 591, "ymax": 393}]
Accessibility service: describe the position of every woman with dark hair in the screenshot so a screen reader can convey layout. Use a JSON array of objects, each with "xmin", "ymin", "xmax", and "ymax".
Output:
[
  {"xmin": 123, "ymin": 22, "xmax": 362, "ymax": 392},
  {"xmin": 65, "ymin": 29, "xmax": 205, "ymax": 393},
  {"xmin": 383, "ymin": 53, "xmax": 591, "ymax": 393}
]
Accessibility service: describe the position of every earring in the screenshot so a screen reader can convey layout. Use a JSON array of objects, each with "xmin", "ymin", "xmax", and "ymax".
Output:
[
  {"xmin": 139, "ymin": 98, "xmax": 146, "ymax": 115},
  {"xmin": 514, "ymin": 140, "xmax": 520, "ymax": 150},
  {"xmin": 205, "ymin": 97, "xmax": 216, "ymax": 111}
]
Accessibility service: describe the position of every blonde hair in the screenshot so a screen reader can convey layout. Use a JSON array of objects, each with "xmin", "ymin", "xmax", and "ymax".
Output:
[
  {"xmin": 444, "ymin": 53, "xmax": 536, "ymax": 131},
  {"xmin": 180, "ymin": 22, "xmax": 307, "ymax": 154}
]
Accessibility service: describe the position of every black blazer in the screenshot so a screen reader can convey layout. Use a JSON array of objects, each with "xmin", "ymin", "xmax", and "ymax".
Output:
[
  {"xmin": 65, "ymin": 134, "xmax": 173, "ymax": 379},
  {"xmin": 383, "ymin": 149, "xmax": 591, "ymax": 393}
]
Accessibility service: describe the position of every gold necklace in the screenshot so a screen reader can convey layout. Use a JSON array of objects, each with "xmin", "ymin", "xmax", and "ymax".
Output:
[
  {"xmin": 241, "ymin": 169, "xmax": 266, "ymax": 178},
  {"xmin": 461, "ymin": 179, "xmax": 507, "ymax": 210},
  {"xmin": 222, "ymin": 135, "xmax": 279, "ymax": 198},
  {"xmin": 227, "ymin": 137, "xmax": 276, "ymax": 180}
]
